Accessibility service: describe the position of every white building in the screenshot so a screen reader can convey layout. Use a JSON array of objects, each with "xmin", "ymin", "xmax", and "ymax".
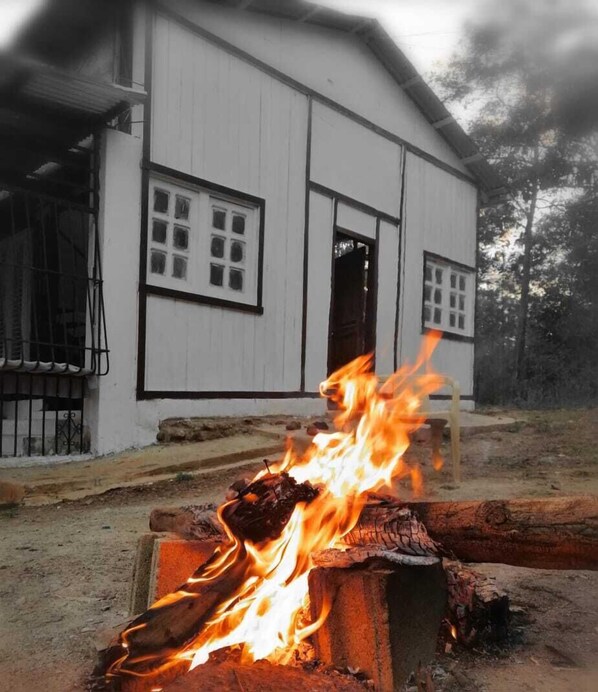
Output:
[{"xmin": 0, "ymin": 0, "xmax": 503, "ymax": 459}]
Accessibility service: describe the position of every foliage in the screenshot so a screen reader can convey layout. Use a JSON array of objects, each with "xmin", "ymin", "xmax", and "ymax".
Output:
[{"xmin": 435, "ymin": 0, "xmax": 598, "ymax": 406}]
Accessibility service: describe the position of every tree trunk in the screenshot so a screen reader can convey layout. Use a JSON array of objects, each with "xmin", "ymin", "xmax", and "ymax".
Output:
[{"xmin": 515, "ymin": 169, "xmax": 539, "ymax": 390}]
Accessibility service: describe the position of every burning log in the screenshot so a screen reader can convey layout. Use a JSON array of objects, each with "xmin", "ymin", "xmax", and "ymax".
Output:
[
  {"xmin": 100, "ymin": 473, "xmax": 319, "ymax": 686},
  {"xmin": 150, "ymin": 495, "xmax": 598, "ymax": 570},
  {"xmin": 221, "ymin": 471, "xmax": 319, "ymax": 542}
]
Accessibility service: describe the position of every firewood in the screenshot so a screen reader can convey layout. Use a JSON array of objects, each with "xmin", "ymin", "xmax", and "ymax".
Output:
[
  {"xmin": 149, "ymin": 495, "xmax": 598, "ymax": 570},
  {"xmin": 149, "ymin": 503, "xmax": 220, "ymax": 541},
  {"xmin": 100, "ymin": 473, "xmax": 319, "ymax": 686},
  {"xmin": 400, "ymin": 496, "xmax": 598, "ymax": 570},
  {"xmin": 221, "ymin": 472, "xmax": 319, "ymax": 542},
  {"xmin": 443, "ymin": 561, "xmax": 509, "ymax": 646},
  {"xmin": 99, "ymin": 549, "xmax": 248, "ymax": 684}
]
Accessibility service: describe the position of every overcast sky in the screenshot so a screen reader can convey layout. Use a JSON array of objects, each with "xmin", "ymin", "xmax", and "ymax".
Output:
[{"xmin": 0, "ymin": 0, "xmax": 477, "ymax": 77}]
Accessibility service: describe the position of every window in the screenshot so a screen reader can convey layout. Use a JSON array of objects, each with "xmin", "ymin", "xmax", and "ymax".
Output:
[
  {"xmin": 423, "ymin": 254, "xmax": 474, "ymax": 337},
  {"xmin": 147, "ymin": 174, "xmax": 262, "ymax": 308}
]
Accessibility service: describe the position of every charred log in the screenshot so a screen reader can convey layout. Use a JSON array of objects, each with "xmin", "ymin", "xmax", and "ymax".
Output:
[
  {"xmin": 444, "ymin": 562, "xmax": 510, "ymax": 647},
  {"xmin": 100, "ymin": 474, "xmax": 319, "ymax": 686},
  {"xmin": 221, "ymin": 472, "xmax": 319, "ymax": 542}
]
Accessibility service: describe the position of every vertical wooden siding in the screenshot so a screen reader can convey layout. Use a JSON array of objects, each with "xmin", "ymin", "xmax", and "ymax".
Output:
[
  {"xmin": 398, "ymin": 153, "xmax": 478, "ymax": 394},
  {"xmin": 145, "ymin": 16, "xmax": 308, "ymax": 392},
  {"xmin": 310, "ymin": 102, "xmax": 402, "ymax": 217},
  {"xmin": 304, "ymin": 191, "xmax": 334, "ymax": 391},
  {"xmin": 163, "ymin": 0, "xmax": 470, "ymax": 173}
]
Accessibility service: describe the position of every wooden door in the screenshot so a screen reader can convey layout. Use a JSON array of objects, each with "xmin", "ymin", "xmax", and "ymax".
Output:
[{"xmin": 329, "ymin": 244, "xmax": 367, "ymax": 373}]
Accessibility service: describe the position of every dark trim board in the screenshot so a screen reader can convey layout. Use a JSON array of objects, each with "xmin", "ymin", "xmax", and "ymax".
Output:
[
  {"xmin": 139, "ymin": 390, "xmax": 321, "ymax": 400},
  {"xmin": 146, "ymin": 162, "xmax": 266, "ymax": 208},
  {"xmin": 310, "ymin": 181, "xmax": 400, "ymax": 226},
  {"xmin": 334, "ymin": 225, "xmax": 375, "ymax": 245},
  {"xmin": 424, "ymin": 250, "xmax": 476, "ymax": 275},
  {"xmin": 151, "ymin": 0, "xmax": 478, "ymax": 190},
  {"xmin": 394, "ymin": 147, "xmax": 407, "ymax": 371},
  {"xmin": 422, "ymin": 328, "xmax": 475, "ymax": 344},
  {"xmin": 300, "ymin": 96, "xmax": 313, "ymax": 392},
  {"xmin": 430, "ymin": 393, "xmax": 474, "ymax": 401},
  {"xmin": 144, "ymin": 285, "xmax": 264, "ymax": 315},
  {"xmin": 136, "ymin": 8, "xmax": 154, "ymax": 399}
]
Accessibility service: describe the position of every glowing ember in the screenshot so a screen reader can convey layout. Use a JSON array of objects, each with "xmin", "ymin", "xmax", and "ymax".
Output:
[{"xmin": 109, "ymin": 332, "xmax": 444, "ymax": 683}]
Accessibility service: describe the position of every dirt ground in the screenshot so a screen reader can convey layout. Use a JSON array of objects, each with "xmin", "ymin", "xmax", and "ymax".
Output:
[{"xmin": 0, "ymin": 408, "xmax": 597, "ymax": 691}]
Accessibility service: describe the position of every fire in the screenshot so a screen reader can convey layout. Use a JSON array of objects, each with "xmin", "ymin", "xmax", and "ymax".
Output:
[{"xmin": 109, "ymin": 332, "xmax": 445, "ymax": 683}]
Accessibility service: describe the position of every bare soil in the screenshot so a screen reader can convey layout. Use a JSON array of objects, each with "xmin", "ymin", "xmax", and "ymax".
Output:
[{"xmin": 1, "ymin": 408, "xmax": 597, "ymax": 691}]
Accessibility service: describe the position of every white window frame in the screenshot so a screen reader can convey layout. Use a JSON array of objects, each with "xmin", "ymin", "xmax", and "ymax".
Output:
[
  {"xmin": 146, "ymin": 171, "xmax": 263, "ymax": 311},
  {"xmin": 422, "ymin": 253, "xmax": 475, "ymax": 339}
]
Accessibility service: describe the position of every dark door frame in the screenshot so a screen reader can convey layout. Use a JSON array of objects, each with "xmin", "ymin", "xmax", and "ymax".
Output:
[{"xmin": 327, "ymin": 208, "xmax": 379, "ymax": 375}]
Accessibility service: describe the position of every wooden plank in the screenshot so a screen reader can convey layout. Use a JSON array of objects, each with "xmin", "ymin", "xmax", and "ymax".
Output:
[
  {"xmin": 147, "ymin": 21, "xmax": 308, "ymax": 394},
  {"xmin": 310, "ymin": 101, "xmax": 402, "ymax": 218},
  {"xmin": 335, "ymin": 201, "xmax": 377, "ymax": 240}
]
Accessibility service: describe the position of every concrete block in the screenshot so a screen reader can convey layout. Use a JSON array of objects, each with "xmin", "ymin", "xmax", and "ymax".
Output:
[
  {"xmin": 128, "ymin": 534, "xmax": 220, "ymax": 614},
  {"xmin": 150, "ymin": 537, "xmax": 220, "ymax": 601},
  {"xmin": 309, "ymin": 562, "xmax": 447, "ymax": 691}
]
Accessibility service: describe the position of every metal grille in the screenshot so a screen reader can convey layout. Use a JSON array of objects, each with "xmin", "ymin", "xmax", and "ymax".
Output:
[
  {"xmin": 0, "ymin": 372, "xmax": 88, "ymax": 457},
  {"xmin": 0, "ymin": 147, "xmax": 108, "ymax": 376}
]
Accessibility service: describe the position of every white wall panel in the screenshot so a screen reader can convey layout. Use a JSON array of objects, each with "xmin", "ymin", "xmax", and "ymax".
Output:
[
  {"xmin": 311, "ymin": 102, "xmax": 402, "ymax": 217},
  {"xmin": 398, "ymin": 153, "xmax": 478, "ymax": 396},
  {"xmin": 336, "ymin": 202, "xmax": 376, "ymax": 240},
  {"xmin": 146, "ymin": 17, "xmax": 308, "ymax": 392},
  {"xmin": 304, "ymin": 192, "xmax": 334, "ymax": 392},
  {"xmin": 90, "ymin": 130, "xmax": 143, "ymax": 455},
  {"xmin": 164, "ymin": 0, "xmax": 470, "ymax": 172},
  {"xmin": 375, "ymin": 220, "xmax": 400, "ymax": 376}
]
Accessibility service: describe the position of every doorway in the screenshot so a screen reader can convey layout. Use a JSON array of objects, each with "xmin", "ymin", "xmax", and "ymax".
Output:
[{"xmin": 328, "ymin": 232, "xmax": 376, "ymax": 374}]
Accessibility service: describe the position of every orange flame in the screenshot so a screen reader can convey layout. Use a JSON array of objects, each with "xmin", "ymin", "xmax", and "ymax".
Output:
[{"xmin": 113, "ymin": 332, "xmax": 444, "ymax": 679}]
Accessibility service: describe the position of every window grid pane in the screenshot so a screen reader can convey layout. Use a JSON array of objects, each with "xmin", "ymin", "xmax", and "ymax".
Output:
[
  {"xmin": 212, "ymin": 208, "xmax": 226, "ymax": 230},
  {"xmin": 172, "ymin": 255, "xmax": 187, "ymax": 280},
  {"xmin": 173, "ymin": 226, "xmax": 189, "ymax": 251},
  {"xmin": 229, "ymin": 268, "xmax": 244, "ymax": 292},
  {"xmin": 152, "ymin": 219, "xmax": 167, "ymax": 244},
  {"xmin": 174, "ymin": 195, "xmax": 190, "ymax": 220},
  {"xmin": 232, "ymin": 214, "xmax": 245, "ymax": 235},
  {"xmin": 210, "ymin": 263, "xmax": 224, "ymax": 287},
  {"xmin": 150, "ymin": 250, "xmax": 166, "ymax": 275},
  {"xmin": 211, "ymin": 235, "xmax": 225, "ymax": 259},
  {"xmin": 153, "ymin": 188, "xmax": 169, "ymax": 213}
]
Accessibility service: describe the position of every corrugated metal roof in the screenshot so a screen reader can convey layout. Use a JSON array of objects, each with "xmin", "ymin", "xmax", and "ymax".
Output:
[
  {"xmin": 207, "ymin": 0, "xmax": 506, "ymax": 203},
  {"xmin": 0, "ymin": 52, "xmax": 145, "ymax": 122},
  {"xmin": 0, "ymin": 51, "xmax": 146, "ymax": 181}
]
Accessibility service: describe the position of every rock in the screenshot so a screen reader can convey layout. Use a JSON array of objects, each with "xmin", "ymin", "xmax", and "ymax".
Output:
[
  {"xmin": 306, "ymin": 426, "xmax": 319, "ymax": 436},
  {"xmin": 0, "ymin": 481, "xmax": 25, "ymax": 507},
  {"xmin": 285, "ymin": 421, "xmax": 301, "ymax": 431},
  {"xmin": 312, "ymin": 420, "xmax": 330, "ymax": 430}
]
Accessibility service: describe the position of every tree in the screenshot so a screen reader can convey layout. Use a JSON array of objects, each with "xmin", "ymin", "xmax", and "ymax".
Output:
[{"xmin": 436, "ymin": 0, "xmax": 598, "ymax": 403}]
